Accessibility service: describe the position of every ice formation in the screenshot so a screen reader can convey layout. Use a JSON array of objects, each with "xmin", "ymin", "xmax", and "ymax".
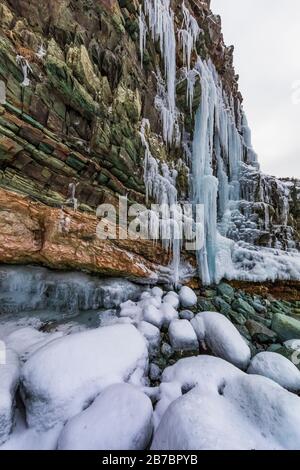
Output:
[
  {"xmin": 139, "ymin": 1, "xmax": 300, "ymax": 286},
  {"xmin": 140, "ymin": 0, "xmax": 177, "ymax": 144},
  {"xmin": 16, "ymin": 55, "xmax": 33, "ymax": 87},
  {"xmin": 178, "ymin": 1, "xmax": 201, "ymax": 71}
]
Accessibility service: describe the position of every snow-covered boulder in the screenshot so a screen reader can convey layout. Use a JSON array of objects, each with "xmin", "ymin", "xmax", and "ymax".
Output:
[
  {"xmin": 5, "ymin": 327, "xmax": 63, "ymax": 362},
  {"xmin": 0, "ymin": 349, "xmax": 20, "ymax": 445},
  {"xmin": 160, "ymin": 303, "xmax": 179, "ymax": 328},
  {"xmin": 151, "ymin": 287, "xmax": 163, "ymax": 298},
  {"xmin": 21, "ymin": 325, "xmax": 148, "ymax": 430},
  {"xmin": 163, "ymin": 292, "xmax": 179, "ymax": 309},
  {"xmin": 179, "ymin": 310, "xmax": 194, "ymax": 321},
  {"xmin": 191, "ymin": 312, "xmax": 251, "ymax": 369},
  {"xmin": 247, "ymin": 352, "xmax": 300, "ymax": 393},
  {"xmin": 143, "ymin": 305, "xmax": 163, "ymax": 329},
  {"xmin": 152, "ymin": 356, "xmax": 300, "ymax": 450},
  {"xmin": 284, "ymin": 339, "xmax": 300, "ymax": 351},
  {"xmin": 119, "ymin": 300, "xmax": 142, "ymax": 320},
  {"xmin": 179, "ymin": 286, "xmax": 197, "ymax": 308},
  {"xmin": 58, "ymin": 384, "xmax": 153, "ymax": 450},
  {"xmin": 138, "ymin": 321, "xmax": 161, "ymax": 354},
  {"xmin": 168, "ymin": 320, "xmax": 198, "ymax": 352}
]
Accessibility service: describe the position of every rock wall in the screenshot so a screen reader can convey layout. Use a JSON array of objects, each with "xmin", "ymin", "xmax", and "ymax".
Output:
[{"xmin": 0, "ymin": 0, "xmax": 299, "ymax": 283}]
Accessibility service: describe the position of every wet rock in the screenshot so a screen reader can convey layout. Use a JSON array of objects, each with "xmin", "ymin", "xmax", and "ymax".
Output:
[
  {"xmin": 271, "ymin": 313, "xmax": 300, "ymax": 342},
  {"xmin": 216, "ymin": 282, "xmax": 235, "ymax": 303},
  {"xmin": 245, "ymin": 320, "xmax": 278, "ymax": 344}
]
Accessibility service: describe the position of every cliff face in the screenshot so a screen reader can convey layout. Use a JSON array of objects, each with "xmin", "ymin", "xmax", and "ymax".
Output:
[{"xmin": 0, "ymin": 0, "xmax": 299, "ymax": 283}]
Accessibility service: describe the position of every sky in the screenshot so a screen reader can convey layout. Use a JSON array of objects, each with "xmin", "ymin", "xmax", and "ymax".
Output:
[{"xmin": 211, "ymin": 0, "xmax": 300, "ymax": 178}]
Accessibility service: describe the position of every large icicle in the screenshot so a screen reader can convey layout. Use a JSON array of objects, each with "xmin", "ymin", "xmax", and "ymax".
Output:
[
  {"xmin": 140, "ymin": 0, "xmax": 178, "ymax": 144},
  {"xmin": 178, "ymin": 1, "xmax": 201, "ymax": 71}
]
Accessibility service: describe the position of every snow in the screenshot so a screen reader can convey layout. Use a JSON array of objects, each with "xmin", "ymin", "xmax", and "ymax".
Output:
[
  {"xmin": 138, "ymin": 321, "xmax": 161, "ymax": 354},
  {"xmin": 143, "ymin": 304, "xmax": 164, "ymax": 329},
  {"xmin": 20, "ymin": 324, "xmax": 149, "ymax": 430},
  {"xmin": 57, "ymin": 383, "xmax": 153, "ymax": 450},
  {"xmin": 0, "ymin": 349, "xmax": 20, "ymax": 445},
  {"xmin": 163, "ymin": 292, "xmax": 179, "ymax": 309},
  {"xmin": 179, "ymin": 286, "xmax": 197, "ymax": 308},
  {"xmin": 159, "ymin": 302, "xmax": 179, "ymax": 328},
  {"xmin": 191, "ymin": 312, "xmax": 251, "ymax": 369},
  {"xmin": 168, "ymin": 319, "xmax": 198, "ymax": 351},
  {"xmin": 5, "ymin": 327, "xmax": 63, "ymax": 362},
  {"xmin": 152, "ymin": 356, "xmax": 300, "ymax": 450},
  {"xmin": 151, "ymin": 286, "xmax": 164, "ymax": 298},
  {"xmin": 285, "ymin": 339, "xmax": 300, "ymax": 351},
  {"xmin": 247, "ymin": 352, "xmax": 300, "ymax": 393}
]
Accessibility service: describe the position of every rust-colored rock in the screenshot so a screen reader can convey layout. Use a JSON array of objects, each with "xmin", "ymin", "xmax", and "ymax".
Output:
[{"xmin": 0, "ymin": 187, "xmax": 177, "ymax": 283}]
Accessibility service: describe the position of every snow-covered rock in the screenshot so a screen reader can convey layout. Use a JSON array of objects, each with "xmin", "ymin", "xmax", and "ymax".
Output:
[
  {"xmin": 5, "ymin": 327, "xmax": 63, "ymax": 362},
  {"xmin": 160, "ymin": 303, "xmax": 179, "ymax": 328},
  {"xmin": 58, "ymin": 384, "xmax": 153, "ymax": 450},
  {"xmin": 143, "ymin": 305, "xmax": 163, "ymax": 329},
  {"xmin": 284, "ymin": 339, "xmax": 300, "ymax": 351},
  {"xmin": 21, "ymin": 325, "xmax": 148, "ymax": 430},
  {"xmin": 151, "ymin": 287, "xmax": 164, "ymax": 298},
  {"xmin": 152, "ymin": 356, "xmax": 300, "ymax": 450},
  {"xmin": 119, "ymin": 300, "xmax": 142, "ymax": 320},
  {"xmin": 179, "ymin": 286, "xmax": 197, "ymax": 308},
  {"xmin": 138, "ymin": 321, "xmax": 161, "ymax": 354},
  {"xmin": 163, "ymin": 292, "xmax": 179, "ymax": 309},
  {"xmin": 191, "ymin": 312, "xmax": 251, "ymax": 369},
  {"xmin": 0, "ymin": 349, "xmax": 20, "ymax": 445},
  {"xmin": 168, "ymin": 320, "xmax": 198, "ymax": 351},
  {"xmin": 179, "ymin": 310, "xmax": 194, "ymax": 321},
  {"xmin": 247, "ymin": 352, "xmax": 300, "ymax": 393}
]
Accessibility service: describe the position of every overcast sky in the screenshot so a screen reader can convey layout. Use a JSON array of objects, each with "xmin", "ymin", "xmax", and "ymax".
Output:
[{"xmin": 211, "ymin": 0, "xmax": 300, "ymax": 178}]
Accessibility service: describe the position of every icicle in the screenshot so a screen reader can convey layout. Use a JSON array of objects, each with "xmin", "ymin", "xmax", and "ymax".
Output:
[
  {"xmin": 139, "ymin": 5, "xmax": 147, "ymax": 66},
  {"xmin": 16, "ymin": 55, "xmax": 33, "ymax": 87},
  {"xmin": 36, "ymin": 44, "xmax": 47, "ymax": 60},
  {"xmin": 142, "ymin": 0, "xmax": 177, "ymax": 144},
  {"xmin": 178, "ymin": 1, "xmax": 201, "ymax": 71}
]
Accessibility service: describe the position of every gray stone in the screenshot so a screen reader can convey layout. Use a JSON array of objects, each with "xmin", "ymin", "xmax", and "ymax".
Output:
[
  {"xmin": 245, "ymin": 320, "xmax": 277, "ymax": 344},
  {"xmin": 271, "ymin": 313, "xmax": 300, "ymax": 342},
  {"xmin": 232, "ymin": 298, "xmax": 256, "ymax": 317},
  {"xmin": 216, "ymin": 282, "xmax": 235, "ymax": 303},
  {"xmin": 179, "ymin": 310, "xmax": 194, "ymax": 321}
]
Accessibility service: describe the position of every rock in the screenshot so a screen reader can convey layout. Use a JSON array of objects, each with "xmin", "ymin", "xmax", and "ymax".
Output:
[
  {"xmin": 152, "ymin": 368, "xmax": 300, "ymax": 450},
  {"xmin": 198, "ymin": 299, "xmax": 216, "ymax": 312},
  {"xmin": 227, "ymin": 310, "xmax": 247, "ymax": 326},
  {"xmin": 0, "ymin": 349, "xmax": 20, "ymax": 445},
  {"xmin": 137, "ymin": 321, "xmax": 161, "ymax": 355},
  {"xmin": 0, "ymin": 188, "xmax": 172, "ymax": 282},
  {"xmin": 191, "ymin": 312, "xmax": 251, "ymax": 370},
  {"xmin": 245, "ymin": 320, "xmax": 277, "ymax": 344},
  {"xmin": 178, "ymin": 286, "xmax": 197, "ymax": 308},
  {"xmin": 232, "ymin": 298, "xmax": 256, "ymax": 317},
  {"xmin": 161, "ymin": 343, "xmax": 174, "ymax": 359},
  {"xmin": 143, "ymin": 305, "xmax": 163, "ymax": 329},
  {"xmin": 57, "ymin": 383, "xmax": 153, "ymax": 450},
  {"xmin": 168, "ymin": 320, "xmax": 199, "ymax": 352},
  {"xmin": 179, "ymin": 310, "xmax": 194, "ymax": 321},
  {"xmin": 284, "ymin": 339, "xmax": 300, "ymax": 351},
  {"xmin": 159, "ymin": 303, "xmax": 179, "ymax": 328},
  {"xmin": 163, "ymin": 293, "xmax": 179, "ymax": 309},
  {"xmin": 213, "ymin": 297, "xmax": 232, "ymax": 315},
  {"xmin": 272, "ymin": 313, "xmax": 300, "ymax": 341},
  {"xmin": 247, "ymin": 352, "xmax": 300, "ymax": 393},
  {"xmin": 149, "ymin": 364, "xmax": 162, "ymax": 382},
  {"xmin": 21, "ymin": 325, "xmax": 148, "ymax": 430},
  {"xmin": 216, "ymin": 282, "xmax": 235, "ymax": 303},
  {"xmin": 151, "ymin": 287, "xmax": 163, "ymax": 298}
]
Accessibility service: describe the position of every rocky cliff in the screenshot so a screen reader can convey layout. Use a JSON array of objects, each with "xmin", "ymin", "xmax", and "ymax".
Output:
[{"xmin": 0, "ymin": 0, "xmax": 299, "ymax": 285}]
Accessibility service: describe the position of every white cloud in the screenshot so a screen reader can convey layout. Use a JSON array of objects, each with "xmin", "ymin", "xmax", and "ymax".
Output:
[{"xmin": 211, "ymin": 0, "xmax": 300, "ymax": 178}]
